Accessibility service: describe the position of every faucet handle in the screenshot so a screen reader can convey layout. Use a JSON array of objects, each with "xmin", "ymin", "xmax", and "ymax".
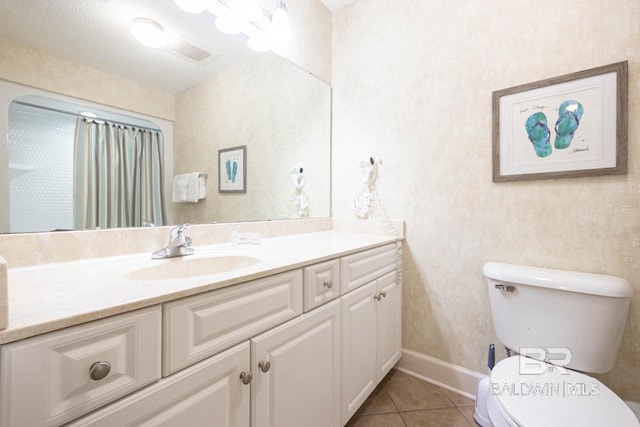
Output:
[{"xmin": 171, "ymin": 223, "xmax": 191, "ymax": 240}]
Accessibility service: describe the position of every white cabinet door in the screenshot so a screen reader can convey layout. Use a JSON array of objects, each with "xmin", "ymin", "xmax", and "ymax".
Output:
[
  {"xmin": 341, "ymin": 281, "xmax": 378, "ymax": 425},
  {"xmin": 341, "ymin": 271, "xmax": 402, "ymax": 425},
  {"xmin": 68, "ymin": 341, "xmax": 251, "ymax": 427},
  {"xmin": 251, "ymin": 299, "xmax": 341, "ymax": 427},
  {"xmin": 376, "ymin": 271, "xmax": 402, "ymax": 381}
]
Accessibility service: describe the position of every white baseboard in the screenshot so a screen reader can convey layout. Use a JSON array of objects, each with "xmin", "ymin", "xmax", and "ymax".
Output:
[{"xmin": 396, "ymin": 349, "xmax": 485, "ymax": 400}]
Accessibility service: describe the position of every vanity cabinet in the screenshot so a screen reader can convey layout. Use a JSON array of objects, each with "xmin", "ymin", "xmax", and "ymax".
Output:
[
  {"xmin": 0, "ymin": 306, "xmax": 161, "ymax": 427},
  {"xmin": 251, "ymin": 299, "xmax": 341, "ymax": 427},
  {"xmin": 341, "ymin": 270, "xmax": 402, "ymax": 425},
  {"xmin": 0, "ymin": 241, "xmax": 402, "ymax": 427}
]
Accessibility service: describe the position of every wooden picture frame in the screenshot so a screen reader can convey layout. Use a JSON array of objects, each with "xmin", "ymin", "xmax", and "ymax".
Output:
[
  {"xmin": 492, "ymin": 61, "xmax": 628, "ymax": 182},
  {"xmin": 218, "ymin": 145, "xmax": 247, "ymax": 193}
]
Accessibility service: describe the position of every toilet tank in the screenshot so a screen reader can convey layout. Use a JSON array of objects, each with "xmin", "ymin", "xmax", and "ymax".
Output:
[{"xmin": 483, "ymin": 262, "xmax": 633, "ymax": 373}]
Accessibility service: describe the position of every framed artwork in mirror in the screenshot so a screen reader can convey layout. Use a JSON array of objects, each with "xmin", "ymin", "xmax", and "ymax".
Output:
[
  {"xmin": 218, "ymin": 145, "xmax": 247, "ymax": 193},
  {"xmin": 492, "ymin": 61, "xmax": 628, "ymax": 182}
]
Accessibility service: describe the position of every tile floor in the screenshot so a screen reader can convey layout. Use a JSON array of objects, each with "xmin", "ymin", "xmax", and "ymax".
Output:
[{"xmin": 345, "ymin": 370, "xmax": 477, "ymax": 427}]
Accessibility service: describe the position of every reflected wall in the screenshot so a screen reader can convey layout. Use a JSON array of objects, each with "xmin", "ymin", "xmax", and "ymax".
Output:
[{"xmin": 173, "ymin": 52, "xmax": 331, "ymax": 223}]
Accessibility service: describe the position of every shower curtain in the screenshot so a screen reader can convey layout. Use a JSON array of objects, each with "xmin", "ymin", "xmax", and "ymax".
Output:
[{"xmin": 73, "ymin": 119, "xmax": 166, "ymax": 229}]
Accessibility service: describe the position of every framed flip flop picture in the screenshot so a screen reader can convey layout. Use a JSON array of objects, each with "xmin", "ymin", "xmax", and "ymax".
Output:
[
  {"xmin": 492, "ymin": 61, "xmax": 628, "ymax": 182},
  {"xmin": 218, "ymin": 145, "xmax": 247, "ymax": 193}
]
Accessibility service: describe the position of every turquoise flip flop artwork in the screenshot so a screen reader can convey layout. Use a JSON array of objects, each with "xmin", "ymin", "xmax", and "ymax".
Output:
[
  {"xmin": 225, "ymin": 159, "xmax": 238, "ymax": 183},
  {"xmin": 554, "ymin": 100, "xmax": 584, "ymax": 149},
  {"xmin": 525, "ymin": 112, "xmax": 552, "ymax": 157},
  {"xmin": 524, "ymin": 100, "xmax": 585, "ymax": 157}
]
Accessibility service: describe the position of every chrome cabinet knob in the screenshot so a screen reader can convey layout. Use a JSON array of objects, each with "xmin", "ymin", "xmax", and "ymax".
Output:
[
  {"xmin": 89, "ymin": 361, "xmax": 111, "ymax": 381},
  {"xmin": 240, "ymin": 371, "xmax": 253, "ymax": 385},
  {"xmin": 258, "ymin": 361, "xmax": 271, "ymax": 373},
  {"xmin": 380, "ymin": 291, "xmax": 387, "ymax": 298},
  {"xmin": 323, "ymin": 280, "xmax": 333, "ymax": 289},
  {"xmin": 374, "ymin": 293, "xmax": 381, "ymax": 301}
]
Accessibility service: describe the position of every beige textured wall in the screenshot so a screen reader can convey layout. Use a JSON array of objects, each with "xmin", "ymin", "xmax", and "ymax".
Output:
[
  {"xmin": 173, "ymin": 51, "xmax": 331, "ymax": 224},
  {"xmin": 0, "ymin": 37, "xmax": 175, "ymax": 121},
  {"xmin": 332, "ymin": 0, "xmax": 640, "ymax": 400}
]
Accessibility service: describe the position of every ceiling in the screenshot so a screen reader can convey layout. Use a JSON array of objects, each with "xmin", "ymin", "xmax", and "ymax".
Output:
[
  {"xmin": 319, "ymin": 0, "xmax": 357, "ymax": 12},
  {"xmin": 0, "ymin": 0, "xmax": 357, "ymax": 94},
  {"xmin": 0, "ymin": 0, "xmax": 267, "ymax": 94}
]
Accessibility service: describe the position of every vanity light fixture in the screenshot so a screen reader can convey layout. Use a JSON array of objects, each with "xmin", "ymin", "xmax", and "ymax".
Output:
[
  {"xmin": 242, "ymin": 0, "xmax": 262, "ymax": 22},
  {"xmin": 130, "ymin": 17, "xmax": 167, "ymax": 48},
  {"xmin": 173, "ymin": 0, "xmax": 205, "ymax": 14},
  {"xmin": 215, "ymin": 15, "xmax": 241, "ymax": 35},
  {"xmin": 247, "ymin": 36, "xmax": 270, "ymax": 52},
  {"xmin": 174, "ymin": 0, "xmax": 293, "ymax": 52},
  {"xmin": 269, "ymin": 0, "xmax": 292, "ymax": 41}
]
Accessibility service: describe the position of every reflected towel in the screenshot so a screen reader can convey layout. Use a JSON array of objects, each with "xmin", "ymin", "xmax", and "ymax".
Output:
[
  {"xmin": 172, "ymin": 173, "xmax": 201, "ymax": 203},
  {"xmin": 198, "ymin": 174, "xmax": 206, "ymax": 200}
]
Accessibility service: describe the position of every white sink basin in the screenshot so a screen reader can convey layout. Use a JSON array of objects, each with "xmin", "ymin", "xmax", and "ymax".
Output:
[{"xmin": 125, "ymin": 255, "xmax": 261, "ymax": 281}]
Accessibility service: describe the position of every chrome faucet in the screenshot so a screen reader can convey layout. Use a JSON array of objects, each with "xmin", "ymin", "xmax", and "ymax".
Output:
[{"xmin": 152, "ymin": 223, "xmax": 194, "ymax": 259}]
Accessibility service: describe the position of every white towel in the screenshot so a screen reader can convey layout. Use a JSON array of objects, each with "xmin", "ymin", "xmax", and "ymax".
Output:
[
  {"xmin": 172, "ymin": 173, "xmax": 201, "ymax": 203},
  {"xmin": 198, "ymin": 174, "xmax": 206, "ymax": 200}
]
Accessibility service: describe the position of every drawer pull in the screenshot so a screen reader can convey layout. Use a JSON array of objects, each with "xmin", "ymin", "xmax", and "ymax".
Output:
[
  {"xmin": 258, "ymin": 360, "xmax": 271, "ymax": 373},
  {"xmin": 89, "ymin": 361, "xmax": 111, "ymax": 381},
  {"xmin": 323, "ymin": 280, "xmax": 333, "ymax": 289},
  {"xmin": 374, "ymin": 291, "xmax": 388, "ymax": 301},
  {"xmin": 240, "ymin": 371, "xmax": 253, "ymax": 385}
]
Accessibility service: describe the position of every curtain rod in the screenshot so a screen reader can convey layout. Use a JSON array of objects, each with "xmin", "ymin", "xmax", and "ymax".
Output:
[{"xmin": 12, "ymin": 100, "xmax": 162, "ymax": 133}]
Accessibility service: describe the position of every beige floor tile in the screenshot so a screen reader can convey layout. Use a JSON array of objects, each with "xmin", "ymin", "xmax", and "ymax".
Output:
[
  {"xmin": 357, "ymin": 387, "xmax": 398, "ymax": 415},
  {"xmin": 442, "ymin": 388, "xmax": 475, "ymax": 406},
  {"xmin": 457, "ymin": 405, "xmax": 478, "ymax": 425},
  {"xmin": 346, "ymin": 412, "xmax": 407, "ymax": 427},
  {"xmin": 385, "ymin": 371, "xmax": 455, "ymax": 411},
  {"xmin": 400, "ymin": 407, "xmax": 475, "ymax": 427}
]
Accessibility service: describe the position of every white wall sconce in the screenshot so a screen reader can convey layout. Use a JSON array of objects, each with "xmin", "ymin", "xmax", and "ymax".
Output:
[{"xmin": 130, "ymin": 17, "xmax": 167, "ymax": 48}]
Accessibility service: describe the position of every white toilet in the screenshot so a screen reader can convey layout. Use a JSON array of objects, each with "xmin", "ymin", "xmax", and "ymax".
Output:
[{"xmin": 474, "ymin": 262, "xmax": 639, "ymax": 426}]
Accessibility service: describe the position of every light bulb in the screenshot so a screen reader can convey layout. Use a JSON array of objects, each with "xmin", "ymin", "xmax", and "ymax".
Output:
[
  {"xmin": 243, "ymin": 0, "xmax": 262, "ymax": 22},
  {"xmin": 269, "ymin": 1, "xmax": 292, "ymax": 41},
  {"xmin": 215, "ymin": 16, "xmax": 240, "ymax": 35},
  {"xmin": 247, "ymin": 37, "xmax": 270, "ymax": 52},
  {"xmin": 174, "ymin": 0, "xmax": 205, "ymax": 13},
  {"xmin": 131, "ymin": 18, "xmax": 166, "ymax": 48}
]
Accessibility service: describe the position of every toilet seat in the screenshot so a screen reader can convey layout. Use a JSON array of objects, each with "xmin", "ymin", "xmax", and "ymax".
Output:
[{"xmin": 488, "ymin": 356, "xmax": 639, "ymax": 426}]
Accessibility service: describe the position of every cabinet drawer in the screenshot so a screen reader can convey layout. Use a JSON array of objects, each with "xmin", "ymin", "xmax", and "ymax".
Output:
[
  {"xmin": 340, "ymin": 243, "xmax": 398, "ymax": 294},
  {"xmin": 68, "ymin": 341, "xmax": 251, "ymax": 427},
  {"xmin": 163, "ymin": 269, "xmax": 303, "ymax": 375},
  {"xmin": 0, "ymin": 306, "xmax": 161, "ymax": 427},
  {"xmin": 303, "ymin": 259, "xmax": 340, "ymax": 311}
]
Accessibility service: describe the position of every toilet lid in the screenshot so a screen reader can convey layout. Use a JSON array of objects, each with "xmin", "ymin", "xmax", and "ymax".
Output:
[{"xmin": 490, "ymin": 356, "xmax": 639, "ymax": 426}]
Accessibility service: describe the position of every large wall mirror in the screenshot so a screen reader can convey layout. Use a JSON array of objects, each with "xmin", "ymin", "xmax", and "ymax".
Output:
[{"xmin": 0, "ymin": 0, "xmax": 331, "ymax": 233}]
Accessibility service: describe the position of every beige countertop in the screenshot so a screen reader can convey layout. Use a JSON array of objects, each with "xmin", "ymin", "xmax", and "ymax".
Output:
[{"xmin": 1, "ymin": 230, "xmax": 400, "ymax": 344}]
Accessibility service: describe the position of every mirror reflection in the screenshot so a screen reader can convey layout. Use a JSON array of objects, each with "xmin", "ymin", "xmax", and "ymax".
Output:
[{"xmin": 0, "ymin": 0, "xmax": 331, "ymax": 234}]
